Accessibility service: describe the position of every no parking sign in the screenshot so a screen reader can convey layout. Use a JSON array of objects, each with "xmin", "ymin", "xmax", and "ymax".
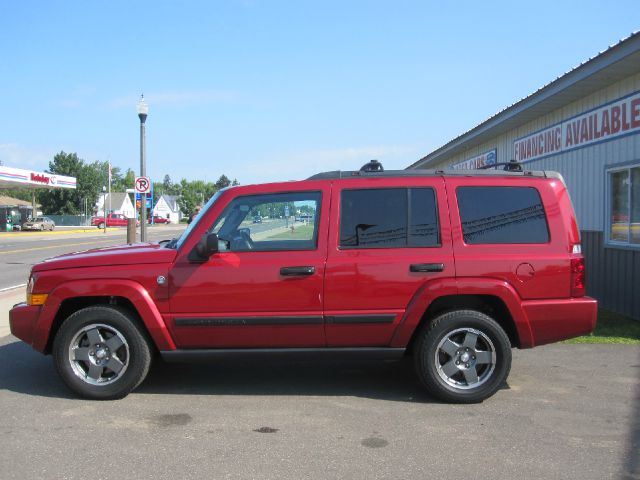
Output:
[{"xmin": 135, "ymin": 176, "xmax": 151, "ymax": 194}]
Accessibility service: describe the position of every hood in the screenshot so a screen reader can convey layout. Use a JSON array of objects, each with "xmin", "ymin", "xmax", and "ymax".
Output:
[{"xmin": 32, "ymin": 242, "xmax": 177, "ymax": 272}]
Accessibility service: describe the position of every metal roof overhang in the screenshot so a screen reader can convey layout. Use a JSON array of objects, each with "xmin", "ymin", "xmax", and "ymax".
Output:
[{"xmin": 409, "ymin": 32, "xmax": 640, "ymax": 169}]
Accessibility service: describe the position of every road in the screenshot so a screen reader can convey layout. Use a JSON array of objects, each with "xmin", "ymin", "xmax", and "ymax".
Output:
[
  {"xmin": 0, "ymin": 225, "xmax": 186, "ymax": 290},
  {"xmin": 0, "ymin": 340, "xmax": 638, "ymax": 479}
]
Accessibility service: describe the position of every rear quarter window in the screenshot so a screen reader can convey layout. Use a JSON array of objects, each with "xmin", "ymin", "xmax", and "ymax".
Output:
[{"xmin": 456, "ymin": 186, "xmax": 549, "ymax": 244}]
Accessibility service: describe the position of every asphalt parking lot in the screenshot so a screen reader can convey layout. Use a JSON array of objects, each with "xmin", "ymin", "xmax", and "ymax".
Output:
[
  {"xmin": 1, "ymin": 229, "xmax": 639, "ymax": 479},
  {"xmin": 0, "ymin": 333, "xmax": 638, "ymax": 480}
]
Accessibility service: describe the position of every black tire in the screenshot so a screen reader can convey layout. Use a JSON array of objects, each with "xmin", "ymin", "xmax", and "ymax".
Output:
[
  {"xmin": 98, "ymin": 222, "xmax": 105, "ymax": 229},
  {"xmin": 414, "ymin": 310, "xmax": 511, "ymax": 403},
  {"xmin": 53, "ymin": 306, "xmax": 152, "ymax": 400}
]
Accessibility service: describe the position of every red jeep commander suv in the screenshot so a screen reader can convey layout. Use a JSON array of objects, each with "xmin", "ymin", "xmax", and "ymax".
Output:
[{"xmin": 10, "ymin": 161, "xmax": 597, "ymax": 403}]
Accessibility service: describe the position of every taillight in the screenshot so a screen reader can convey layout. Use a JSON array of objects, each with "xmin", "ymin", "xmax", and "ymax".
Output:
[{"xmin": 570, "ymin": 256, "xmax": 586, "ymax": 297}]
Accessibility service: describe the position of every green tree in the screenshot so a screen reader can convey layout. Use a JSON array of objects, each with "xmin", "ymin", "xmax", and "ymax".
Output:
[
  {"xmin": 215, "ymin": 174, "xmax": 231, "ymax": 190},
  {"xmin": 162, "ymin": 174, "xmax": 174, "ymax": 193},
  {"xmin": 2, "ymin": 187, "xmax": 35, "ymax": 203},
  {"xmin": 37, "ymin": 152, "xmax": 107, "ymax": 215},
  {"xmin": 111, "ymin": 167, "xmax": 134, "ymax": 192}
]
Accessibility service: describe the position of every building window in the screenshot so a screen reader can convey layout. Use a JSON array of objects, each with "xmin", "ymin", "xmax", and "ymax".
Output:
[{"xmin": 608, "ymin": 165, "xmax": 640, "ymax": 246}]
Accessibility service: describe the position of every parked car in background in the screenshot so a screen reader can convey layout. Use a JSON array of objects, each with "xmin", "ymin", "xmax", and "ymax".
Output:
[
  {"xmin": 149, "ymin": 215, "xmax": 170, "ymax": 224},
  {"xmin": 22, "ymin": 217, "xmax": 55, "ymax": 231},
  {"xmin": 252, "ymin": 215, "xmax": 262, "ymax": 224},
  {"xmin": 91, "ymin": 213, "xmax": 137, "ymax": 229}
]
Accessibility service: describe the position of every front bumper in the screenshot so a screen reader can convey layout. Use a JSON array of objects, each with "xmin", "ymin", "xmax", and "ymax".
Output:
[{"xmin": 9, "ymin": 302, "xmax": 43, "ymax": 350}]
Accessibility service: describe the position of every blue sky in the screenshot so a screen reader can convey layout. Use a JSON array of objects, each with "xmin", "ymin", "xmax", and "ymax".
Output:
[{"xmin": 1, "ymin": 1, "xmax": 639, "ymax": 185}]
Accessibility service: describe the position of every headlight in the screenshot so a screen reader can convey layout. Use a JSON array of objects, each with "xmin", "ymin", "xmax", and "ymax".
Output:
[{"xmin": 26, "ymin": 274, "xmax": 47, "ymax": 306}]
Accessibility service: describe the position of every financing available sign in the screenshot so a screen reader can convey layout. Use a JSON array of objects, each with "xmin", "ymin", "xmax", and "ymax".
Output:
[{"xmin": 513, "ymin": 91, "xmax": 640, "ymax": 163}]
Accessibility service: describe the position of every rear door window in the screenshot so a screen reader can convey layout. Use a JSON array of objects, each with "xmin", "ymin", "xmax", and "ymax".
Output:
[
  {"xmin": 339, "ymin": 188, "xmax": 439, "ymax": 248},
  {"xmin": 456, "ymin": 186, "xmax": 549, "ymax": 244}
]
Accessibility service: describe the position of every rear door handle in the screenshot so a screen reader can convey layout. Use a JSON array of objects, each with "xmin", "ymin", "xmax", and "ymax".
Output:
[
  {"xmin": 409, "ymin": 263, "xmax": 445, "ymax": 273},
  {"xmin": 280, "ymin": 266, "xmax": 315, "ymax": 276}
]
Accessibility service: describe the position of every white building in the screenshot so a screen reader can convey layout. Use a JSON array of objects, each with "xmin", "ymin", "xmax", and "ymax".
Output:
[
  {"xmin": 95, "ymin": 192, "xmax": 135, "ymax": 218},
  {"xmin": 153, "ymin": 195, "xmax": 181, "ymax": 223}
]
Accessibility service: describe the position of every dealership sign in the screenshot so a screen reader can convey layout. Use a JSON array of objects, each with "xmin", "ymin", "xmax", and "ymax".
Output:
[
  {"xmin": 514, "ymin": 91, "xmax": 640, "ymax": 163},
  {"xmin": 451, "ymin": 149, "xmax": 497, "ymax": 169}
]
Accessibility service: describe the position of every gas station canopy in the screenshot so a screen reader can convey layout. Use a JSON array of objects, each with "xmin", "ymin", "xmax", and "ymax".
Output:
[{"xmin": 0, "ymin": 165, "xmax": 76, "ymax": 190}]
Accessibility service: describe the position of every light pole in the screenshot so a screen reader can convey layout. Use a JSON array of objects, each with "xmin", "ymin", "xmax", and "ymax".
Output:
[{"xmin": 137, "ymin": 95, "xmax": 149, "ymax": 241}]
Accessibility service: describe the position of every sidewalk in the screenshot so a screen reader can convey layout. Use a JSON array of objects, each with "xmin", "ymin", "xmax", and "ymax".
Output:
[{"xmin": 0, "ymin": 288, "xmax": 24, "ymax": 337}]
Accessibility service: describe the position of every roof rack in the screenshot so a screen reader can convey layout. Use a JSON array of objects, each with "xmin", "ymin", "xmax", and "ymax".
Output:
[
  {"xmin": 306, "ymin": 160, "xmax": 549, "ymax": 180},
  {"xmin": 360, "ymin": 159, "xmax": 384, "ymax": 173},
  {"xmin": 479, "ymin": 159, "xmax": 523, "ymax": 172}
]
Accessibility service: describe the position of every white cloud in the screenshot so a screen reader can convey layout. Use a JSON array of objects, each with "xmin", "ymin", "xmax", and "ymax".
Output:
[{"xmin": 0, "ymin": 144, "xmax": 53, "ymax": 170}]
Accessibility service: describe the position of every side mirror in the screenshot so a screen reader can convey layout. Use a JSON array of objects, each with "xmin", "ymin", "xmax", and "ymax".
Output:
[{"xmin": 189, "ymin": 232, "xmax": 219, "ymax": 262}]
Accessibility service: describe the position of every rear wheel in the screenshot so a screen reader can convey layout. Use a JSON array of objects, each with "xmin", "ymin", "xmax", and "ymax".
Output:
[
  {"xmin": 414, "ymin": 310, "xmax": 511, "ymax": 403},
  {"xmin": 53, "ymin": 306, "xmax": 152, "ymax": 400}
]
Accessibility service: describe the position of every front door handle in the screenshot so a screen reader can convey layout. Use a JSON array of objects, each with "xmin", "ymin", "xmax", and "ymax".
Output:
[
  {"xmin": 410, "ymin": 263, "xmax": 445, "ymax": 273},
  {"xmin": 280, "ymin": 266, "xmax": 315, "ymax": 276}
]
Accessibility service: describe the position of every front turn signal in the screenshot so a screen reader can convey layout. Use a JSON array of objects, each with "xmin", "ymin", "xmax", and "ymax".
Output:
[{"xmin": 27, "ymin": 293, "xmax": 48, "ymax": 306}]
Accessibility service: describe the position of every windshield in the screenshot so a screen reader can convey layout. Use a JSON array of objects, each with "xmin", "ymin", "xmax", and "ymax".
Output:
[{"xmin": 174, "ymin": 189, "xmax": 225, "ymax": 249}]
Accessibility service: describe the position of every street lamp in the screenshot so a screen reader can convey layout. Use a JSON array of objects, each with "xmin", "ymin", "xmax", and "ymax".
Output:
[{"xmin": 137, "ymin": 95, "xmax": 149, "ymax": 241}]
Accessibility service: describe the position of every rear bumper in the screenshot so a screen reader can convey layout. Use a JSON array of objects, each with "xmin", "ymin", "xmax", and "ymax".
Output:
[
  {"xmin": 9, "ymin": 302, "xmax": 43, "ymax": 351},
  {"xmin": 522, "ymin": 296, "xmax": 597, "ymax": 347}
]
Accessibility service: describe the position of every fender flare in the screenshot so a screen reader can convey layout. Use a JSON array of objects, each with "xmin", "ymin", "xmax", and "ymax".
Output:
[
  {"xmin": 33, "ymin": 279, "xmax": 176, "ymax": 352},
  {"xmin": 390, "ymin": 277, "xmax": 534, "ymax": 348}
]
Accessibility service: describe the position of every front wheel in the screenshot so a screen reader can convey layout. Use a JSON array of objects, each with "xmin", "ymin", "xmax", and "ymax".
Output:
[
  {"xmin": 97, "ymin": 222, "xmax": 105, "ymax": 229},
  {"xmin": 53, "ymin": 306, "xmax": 152, "ymax": 400},
  {"xmin": 414, "ymin": 310, "xmax": 511, "ymax": 403}
]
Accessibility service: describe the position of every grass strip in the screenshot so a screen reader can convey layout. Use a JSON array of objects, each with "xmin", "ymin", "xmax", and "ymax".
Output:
[{"xmin": 563, "ymin": 308, "xmax": 640, "ymax": 344}]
